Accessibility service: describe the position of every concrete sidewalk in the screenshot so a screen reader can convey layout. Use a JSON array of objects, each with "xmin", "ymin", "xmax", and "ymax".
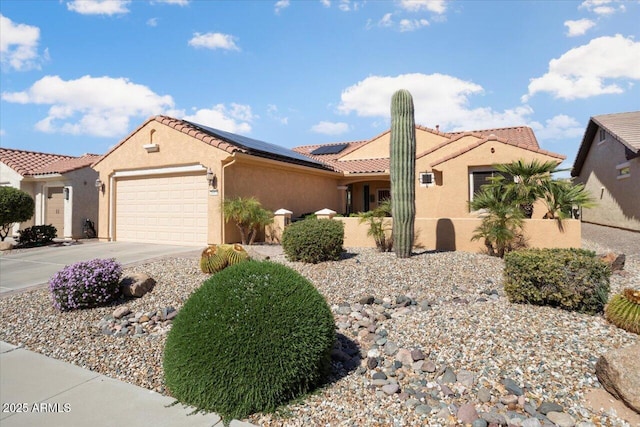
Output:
[{"xmin": 0, "ymin": 341, "xmax": 255, "ymax": 427}]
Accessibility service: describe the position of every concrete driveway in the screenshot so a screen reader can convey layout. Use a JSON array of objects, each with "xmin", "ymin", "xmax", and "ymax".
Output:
[{"xmin": 0, "ymin": 241, "xmax": 202, "ymax": 295}]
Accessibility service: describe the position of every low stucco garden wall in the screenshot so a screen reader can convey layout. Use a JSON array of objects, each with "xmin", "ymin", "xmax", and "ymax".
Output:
[{"xmin": 268, "ymin": 214, "xmax": 581, "ymax": 253}]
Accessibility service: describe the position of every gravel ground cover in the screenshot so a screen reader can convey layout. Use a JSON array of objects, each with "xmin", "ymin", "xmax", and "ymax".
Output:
[{"xmin": 0, "ymin": 239, "xmax": 638, "ymax": 426}]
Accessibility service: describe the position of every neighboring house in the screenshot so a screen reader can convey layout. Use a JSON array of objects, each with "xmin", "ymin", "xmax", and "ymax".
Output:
[
  {"xmin": 93, "ymin": 115, "xmax": 566, "ymax": 247},
  {"xmin": 571, "ymin": 111, "xmax": 640, "ymax": 232},
  {"xmin": 0, "ymin": 148, "xmax": 101, "ymax": 239}
]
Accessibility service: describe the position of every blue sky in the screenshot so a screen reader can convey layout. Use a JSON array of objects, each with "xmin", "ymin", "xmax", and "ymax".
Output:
[{"xmin": 1, "ymin": 0, "xmax": 639, "ymax": 172}]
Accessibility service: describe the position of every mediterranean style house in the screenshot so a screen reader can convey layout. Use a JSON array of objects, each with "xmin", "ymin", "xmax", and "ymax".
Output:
[
  {"xmin": 92, "ymin": 115, "xmax": 568, "ymax": 247},
  {"xmin": 0, "ymin": 148, "xmax": 100, "ymax": 239},
  {"xmin": 571, "ymin": 111, "xmax": 640, "ymax": 232}
]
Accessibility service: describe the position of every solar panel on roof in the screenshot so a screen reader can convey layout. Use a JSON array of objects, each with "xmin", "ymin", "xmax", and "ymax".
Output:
[
  {"xmin": 310, "ymin": 143, "xmax": 349, "ymax": 155},
  {"xmin": 184, "ymin": 121, "xmax": 323, "ymax": 166}
]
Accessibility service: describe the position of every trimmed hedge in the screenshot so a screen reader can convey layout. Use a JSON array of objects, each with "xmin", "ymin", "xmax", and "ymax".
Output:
[
  {"xmin": 282, "ymin": 218, "xmax": 344, "ymax": 263},
  {"xmin": 18, "ymin": 224, "xmax": 57, "ymax": 246},
  {"xmin": 163, "ymin": 260, "xmax": 336, "ymax": 423},
  {"xmin": 503, "ymin": 248, "xmax": 610, "ymax": 314}
]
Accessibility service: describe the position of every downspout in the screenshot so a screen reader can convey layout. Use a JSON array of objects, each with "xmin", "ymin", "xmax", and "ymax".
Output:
[{"xmin": 220, "ymin": 156, "xmax": 237, "ymax": 244}]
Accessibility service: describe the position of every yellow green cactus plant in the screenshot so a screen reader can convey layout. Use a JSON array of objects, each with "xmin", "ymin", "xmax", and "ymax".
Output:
[{"xmin": 605, "ymin": 288, "xmax": 640, "ymax": 334}]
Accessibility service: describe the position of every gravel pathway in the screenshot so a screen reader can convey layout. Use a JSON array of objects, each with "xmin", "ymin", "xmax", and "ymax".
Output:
[{"xmin": 1, "ymin": 242, "xmax": 638, "ymax": 426}]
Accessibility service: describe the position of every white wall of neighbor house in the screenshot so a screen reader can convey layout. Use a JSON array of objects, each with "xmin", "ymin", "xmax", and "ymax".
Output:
[{"xmin": 0, "ymin": 163, "xmax": 36, "ymax": 236}]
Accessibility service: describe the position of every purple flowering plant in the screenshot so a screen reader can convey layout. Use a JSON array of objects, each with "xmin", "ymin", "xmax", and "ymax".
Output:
[{"xmin": 49, "ymin": 258, "xmax": 122, "ymax": 311}]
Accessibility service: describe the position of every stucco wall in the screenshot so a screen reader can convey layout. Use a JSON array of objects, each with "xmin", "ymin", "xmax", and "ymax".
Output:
[
  {"xmin": 416, "ymin": 141, "xmax": 562, "ymax": 218},
  {"xmin": 339, "ymin": 128, "xmax": 448, "ymax": 161},
  {"xmin": 325, "ymin": 217, "xmax": 581, "ymax": 253},
  {"xmin": 93, "ymin": 121, "xmax": 230, "ymax": 244},
  {"xmin": 64, "ymin": 167, "xmax": 99, "ymax": 238},
  {"xmin": 574, "ymin": 133, "xmax": 640, "ymax": 231},
  {"xmin": 223, "ymin": 155, "xmax": 342, "ymax": 243}
]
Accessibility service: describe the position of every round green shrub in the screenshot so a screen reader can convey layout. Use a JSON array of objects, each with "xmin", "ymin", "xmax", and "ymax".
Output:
[
  {"xmin": 503, "ymin": 248, "xmax": 610, "ymax": 314},
  {"xmin": 163, "ymin": 260, "xmax": 336, "ymax": 422},
  {"xmin": 281, "ymin": 218, "xmax": 344, "ymax": 263}
]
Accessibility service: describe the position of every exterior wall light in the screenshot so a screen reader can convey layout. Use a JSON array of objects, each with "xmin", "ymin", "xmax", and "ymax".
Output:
[{"xmin": 95, "ymin": 178, "xmax": 105, "ymax": 193}]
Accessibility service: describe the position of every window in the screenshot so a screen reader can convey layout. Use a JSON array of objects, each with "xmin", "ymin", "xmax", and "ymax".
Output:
[
  {"xmin": 377, "ymin": 189, "xmax": 391, "ymax": 202},
  {"xmin": 598, "ymin": 128, "xmax": 606, "ymax": 143},
  {"xmin": 616, "ymin": 162, "xmax": 631, "ymax": 179},
  {"xmin": 419, "ymin": 172, "xmax": 434, "ymax": 186},
  {"xmin": 469, "ymin": 169, "xmax": 513, "ymax": 200}
]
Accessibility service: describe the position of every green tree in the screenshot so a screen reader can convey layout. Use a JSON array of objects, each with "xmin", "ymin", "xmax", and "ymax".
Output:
[
  {"xmin": 0, "ymin": 187, "xmax": 35, "ymax": 241},
  {"xmin": 222, "ymin": 196, "xmax": 273, "ymax": 245},
  {"xmin": 540, "ymin": 178, "xmax": 595, "ymax": 220},
  {"xmin": 357, "ymin": 199, "xmax": 393, "ymax": 252},
  {"xmin": 494, "ymin": 159, "xmax": 560, "ymax": 218},
  {"xmin": 470, "ymin": 176, "xmax": 525, "ymax": 258}
]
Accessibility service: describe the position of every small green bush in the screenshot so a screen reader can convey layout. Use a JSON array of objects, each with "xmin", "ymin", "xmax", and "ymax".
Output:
[
  {"xmin": 0, "ymin": 186, "xmax": 35, "ymax": 241},
  {"xmin": 503, "ymin": 248, "xmax": 610, "ymax": 314},
  {"xmin": 18, "ymin": 224, "xmax": 57, "ymax": 246},
  {"xmin": 163, "ymin": 261, "xmax": 335, "ymax": 423},
  {"xmin": 281, "ymin": 218, "xmax": 344, "ymax": 263}
]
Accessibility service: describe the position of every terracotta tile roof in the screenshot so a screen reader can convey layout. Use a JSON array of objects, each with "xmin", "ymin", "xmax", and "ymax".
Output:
[
  {"xmin": 0, "ymin": 148, "xmax": 99, "ymax": 177},
  {"xmin": 430, "ymin": 134, "xmax": 565, "ymax": 168},
  {"xmin": 94, "ymin": 115, "xmax": 327, "ymax": 170},
  {"xmin": 294, "ymin": 125, "xmax": 561, "ymax": 174}
]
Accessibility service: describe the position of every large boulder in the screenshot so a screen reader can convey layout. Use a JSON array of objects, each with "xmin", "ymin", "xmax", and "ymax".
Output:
[
  {"xmin": 595, "ymin": 343, "xmax": 640, "ymax": 414},
  {"xmin": 120, "ymin": 273, "xmax": 155, "ymax": 298}
]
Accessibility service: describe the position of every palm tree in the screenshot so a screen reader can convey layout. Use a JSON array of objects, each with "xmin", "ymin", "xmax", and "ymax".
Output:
[
  {"xmin": 470, "ymin": 178, "xmax": 525, "ymax": 257},
  {"xmin": 540, "ymin": 179, "xmax": 596, "ymax": 220},
  {"xmin": 222, "ymin": 196, "xmax": 273, "ymax": 245},
  {"xmin": 494, "ymin": 159, "xmax": 561, "ymax": 218},
  {"xmin": 357, "ymin": 199, "xmax": 393, "ymax": 252}
]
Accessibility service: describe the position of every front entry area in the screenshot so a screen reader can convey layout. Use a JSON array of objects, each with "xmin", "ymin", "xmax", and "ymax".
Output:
[{"xmin": 46, "ymin": 187, "xmax": 65, "ymax": 236}]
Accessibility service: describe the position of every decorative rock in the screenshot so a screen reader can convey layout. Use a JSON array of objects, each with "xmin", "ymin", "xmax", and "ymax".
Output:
[
  {"xmin": 503, "ymin": 378, "xmax": 523, "ymax": 396},
  {"xmin": 415, "ymin": 404, "xmax": 431, "ymax": 415},
  {"xmin": 359, "ymin": 295, "xmax": 375, "ymax": 305},
  {"xmin": 0, "ymin": 242, "xmax": 14, "ymax": 251},
  {"xmin": 546, "ymin": 411, "xmax": 576, "ymax": 427},
  {"xmin": 367, "ymin": 357, "xmax": 378, "ymax": 369},
  {"xmin": 521, "ymin": 418, "xmax": 542, "ymax": 427},
  {"xmin": 595, "ymin": 343, "xmax": 640, "ymax": 413},
  {"xmin": 481, "ymin": 411, "xmax": 507, "ymax": 425},
  {"xmin": 477, "ymin": 387, "xmax": 491, "ymax": 403},
  {"xmin": 422, "ymin": 360, "xmax": 437, "ymax": 373},
  {"xmin": 457, "ymin": 370, "xmax": 475, "ymax": 387},
  {"xmin": 384, "ymin": 341, "xmax": 399, "ymax": 356},
  {"xmin": 396, "ymin": 348, "xmax": 414, "ymax": 366},
  {"xmin": 440, "ymin": 384, "xmax": 454, "ymax": 397},
  {"xmin": 372, "ymin": 371, "xmax": 387, "ymax": 380},
  {"xmin": 457, "ymin": 403, "xmax": 479, "ymax": 423},
  {"xmin": 537, "ymin": 401, "xmax": 563, "ymax": 415},
  {"xmin": 472, "ymin": 419, "xmax": 488, "ymax": 427},
  {"xmin": 120, "ymin": 273, "xmax": 156, "ymax": 298},
  {"xmin": 382, "ymin": 383, "xmax": 400, "ymax": 395},
  {"xmin": 411, "ymin": 349, "xmax": 426, "ymax": 361},
  {"xmin": 440, "ymin": 367, "xmax": 457, "ymax": 384},
  {"xmin": 113, "ymin": 306, "xmax": 131, "ymax": 319}
]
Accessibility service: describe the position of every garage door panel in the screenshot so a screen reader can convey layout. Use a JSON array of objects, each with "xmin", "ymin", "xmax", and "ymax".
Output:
[{"xmin": 116, "ymin": 174, "xmax": 208, "ymax": 246}]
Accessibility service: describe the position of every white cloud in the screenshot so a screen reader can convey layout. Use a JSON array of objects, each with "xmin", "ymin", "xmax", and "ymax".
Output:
[
  {"xmin": 398, "ymin": 0, "xmax": 448, "ymax": 14},
  {"xmin": 1, "ymin": 75, "xmax": 174, "ymax": 137},
  {"xmin": 154, "ymin": 0, "xmax": 189, "ymax": 5},
  {"xmin": 579, "ymin": 0, "xmax": 624, "ymax": 16},
  {"xmin": 66, "ymin": 0, "xmax": 131, "ymax": 16},
  {"xmin": 183, "ymin": 104, "xmax": 254, "ymax": 134},
  {"xmin": 188, "ymin": 32, "xmax": 240, "ymax": 51},
  {"xmin": 267, "ymin": 104, "xmax": 288, "ymax": 125},
  {"xmin": 320, "ymin": 0, "xmax": 331, "ymax": 7},
  {"xmin": 378, "ymin": 13, "xmax": 394, "ymax": 27},
  {"xmin": 399, "ymin": 18, "xmax": 429, "ymax": 32},
  {"xmin": 0, "ymin": 129, "xmax": 5, "ymax": 136},
  {"xmin": 564, "ymin": 19, "xmax": 595, "ymax": 37},
  {"xmin": 275, "ymin": 0, "xmax": 290, "ymax": 14},
  {"xmin": 336, "ymin": 73, "xmax": 537, "ymax": 131},
  {"xmin": 311, "ymin": 121, "xmax": 350, "ymax": 135},
  {"xmin": 529, "ymin": 114, "xmax": 584, "ymax": 141},
  {"xmin": 147, "ymin": 17, "xmax": 159, "ymax": 27},
  {"xmin": 523, "ymin": 35, "xmax": 640, "ymax": 101},
  {"xmin": 0, "ymin": 14, "xmax": 42, "ymax": 71}
]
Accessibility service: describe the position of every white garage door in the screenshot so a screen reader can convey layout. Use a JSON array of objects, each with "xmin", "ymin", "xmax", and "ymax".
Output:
[{"xmin": 115, "ymin": 173, "xmax": 208, "ymax": 246}]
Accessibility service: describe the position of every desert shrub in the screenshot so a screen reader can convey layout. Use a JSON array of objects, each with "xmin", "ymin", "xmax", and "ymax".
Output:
[
  {"xmin": 49, "ymin": 258, "xmax": 122, "ymax": 311},
  {"xmin": 281, "ymin": 218, "xmax": 344, "ymax": 263},
  {"xmin": 18, "ymin": 224, "xmax": 57, "ymax": 246},
  {"xmin": 503, "ymin": 248, "xmax": 610, "ymax": 314},
  {"xmin": 163, "ymin": 260, "xmax": 335, "ymax": 423},
  {"xmin": 605, "ymin": 288, "xmax": 640, "ymax": 334},
  {"xmin": 0, "ymin": 187, "xmax": 35, "ymax": 241},
  {"xmin": 199, "ymin": 243, "xmax": 250, "ymax": 274}
]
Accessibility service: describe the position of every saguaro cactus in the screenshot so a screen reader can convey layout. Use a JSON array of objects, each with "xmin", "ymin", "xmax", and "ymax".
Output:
[{"xmin": 390, "ymin": 89, "xmax": 416, "ymax": 258}]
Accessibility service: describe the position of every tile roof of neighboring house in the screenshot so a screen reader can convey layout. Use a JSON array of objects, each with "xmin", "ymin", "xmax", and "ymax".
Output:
[
  {"xmin": 295, "ymin": 125, "xmax": 563, "ymax": 174},
  {"xmin": 93, "ymin": 115, "xmax": 328, "ymax": 170},
  {"xmin": 0, "ymin": 148, "xmax": 100, "ymax": 177},
  {"xmin": 572, "ymin": 111, "xmax": 640, "ymax": 176}
]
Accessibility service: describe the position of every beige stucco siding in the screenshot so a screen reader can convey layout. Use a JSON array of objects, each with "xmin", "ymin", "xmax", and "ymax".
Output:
[
  {"xmin": 64, "ymin": 167, "xmax": 99, "ymax": 238},
  {"xmin": 93, "ymin": 122, "xmax": 230, "ymax": 244},
  {"xmin": 339, "ymin": 128, "xmax": 448, "ymax": 161},
  {"xmin": 417, "ymin": 141, "xmax": 562, "ymax": 218},
  {"xmin": 575, "ymin": 134, "xmax": 640, "ymax": 231}
]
